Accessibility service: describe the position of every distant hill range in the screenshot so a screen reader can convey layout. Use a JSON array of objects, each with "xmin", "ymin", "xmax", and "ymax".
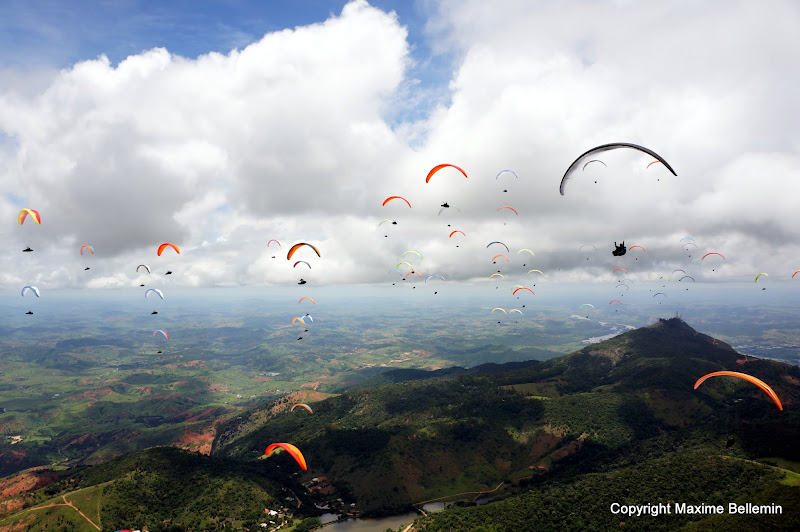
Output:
[{"xmin": 1, "ymin": 318, "xmax": 798, "ymax": 531}]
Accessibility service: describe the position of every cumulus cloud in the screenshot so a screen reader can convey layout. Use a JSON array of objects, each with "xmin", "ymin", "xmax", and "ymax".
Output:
[{"xmin": 1, "ymin": 0, "xmax": 799, "ymax": 291}]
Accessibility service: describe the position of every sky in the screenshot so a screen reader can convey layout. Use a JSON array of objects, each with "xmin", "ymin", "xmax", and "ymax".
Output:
[{"xmin": 2, "ymin": 0, "xmax": 800, "ymax": 293}]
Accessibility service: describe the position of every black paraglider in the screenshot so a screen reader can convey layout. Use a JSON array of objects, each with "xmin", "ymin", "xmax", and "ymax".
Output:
[
  {"xmin": 25, "ymin": 311, "xmax": 33, "ymax": 315},
  {"xmin": 84, "ymin": 267, "xmax": 90, "ymax": 270},
  {"xmin": 298, "ymin": 279, "xmax": 307, "ymax": 285},
  {"xmin": 151, "ymin": 311, "xmax": 158, "ymax": 315},
  {"xmin": 612, "ymin": 242, "xmax": 626, "ymax": 256},
  {"xmin": 165, "ymin": 271, "xmax": 173, "ymax": 275},
  {"xmin": 23, "ymin": 247, "xmax": 33, "ymax": 252},
  {"xmin": 441, "ymin": 202, "xmax": 449, "ymax": 208}
]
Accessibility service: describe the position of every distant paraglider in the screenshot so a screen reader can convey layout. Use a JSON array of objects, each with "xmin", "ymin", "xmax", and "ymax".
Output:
[
  {"xmin": 426, "ymin": 164, "xmax": 468, "ymax": 183},
  {"xmin": 17, "ymin": 209, "xmax": 41, "ymax": 225},
  {"xmin": 612, "ymin": 242, "xmax": 627, "ymax": 256},
  {"xmin": 287, "ymin": 243, "xmax": 321, "ymax": 260},
  {"xmin": 157, "ymin": 243, "xmax": 180, "ymax": 256},
  {"xmin": 21, "ymin": 286, "xmax": 40, "ymax": 297},
  {"xmin": 382, "ymin": 196, "xmax": 412, "ymax": 208},
  {"xmin": 290, "ymin": 404, "xmax": 313, "ymax": 414}
]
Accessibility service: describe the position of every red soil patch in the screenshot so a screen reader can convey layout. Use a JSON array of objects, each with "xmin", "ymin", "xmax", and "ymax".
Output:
[
  {"xmin": 0, "ymin": 471, "xmax": 55, "ymax": 499},
  {"xmin": 254, "ymin": 377, "xmax": 273, "ymax": 382},
  {"xmin": 300, "ymin": 382, "xmax": 320, "ymax": 390},
  {"xmin": 174, "ymin": 426, "xmax": 215, "ymax": 455},
  {"xmin": 182, "ymin": 360, "xmax": 205, "ymax": 368}
]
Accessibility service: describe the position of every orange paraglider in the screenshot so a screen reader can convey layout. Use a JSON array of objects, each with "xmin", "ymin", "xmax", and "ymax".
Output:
[
  {"xmin": 287, "ymin": 243, "xmax": 321, "ymax": 260},
  {"xmin": 264, "ymin": 443, "xmax": 308, "ymax": 470},
  {"xmin": 382, "ymin": 196, "xmax": 412, "ymax": 208},
  {"xmin": 425, "ymin": 164, "xmax": 468, "ymax": 183},
  {"xmin": 694, "ymin": 371, "xmax": 783, "ymax": 410},
  {"xmin": 157, "ymin": 243, "xmax": 180, "ymax": 256}
]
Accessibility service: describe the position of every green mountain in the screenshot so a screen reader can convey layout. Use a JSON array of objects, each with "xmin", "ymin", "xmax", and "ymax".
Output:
[{"xmin": 1, "ymin": 318, "xmax": 798, "ymax": 531}]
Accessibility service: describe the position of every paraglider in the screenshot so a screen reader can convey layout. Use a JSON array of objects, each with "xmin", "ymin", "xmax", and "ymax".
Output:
[
  {"xmin": 267, "ymin": 239, "xmax": 281, "ymax": 248},
  {"xmin": 491, "ymin": 254, "xmax": 509, "ymax": 263},
  {"xmin": 491, "ymin": 308, "xmax": 508, "ymax": 314},
  {"xmin": 518, "ymin": 249, "xmax": 535, "ymax": 257},
  {"xmin": 679, "ymin": 276, "xmax": 696, "ymax": 282},
  {"xmin": 628, "ymin": 245, "xmax": 645, "ymax": 252},
  {"xmin": 153, "ymin": 330, "xmax": 169, "ymax": 340},
  {"xmin": 145, "ymin": 289, "xmax": 164, "ymax": 299},
  {"xmin": 487, "ymin": 241, "xmax": 510, "ymax": 253},
  {"xmin": 264, "ymin": 443, "xmax": 307, "ymax": 470},
  {"xmin": 22, "ymin": 247, "xmax": 32, "ymax": 252},
  {"xmin": 489, "ymin": 273, "xmax": 505, "ymax": 280},
  {"xmin": 294, "ymin": 261, "xmax": 311, "ymax": 269},
  {"xmin": 291, "ymin": 404, "xmax": 313, "ymax": 414},
  {"xmin": 609, "ymin": 300, "xmax": 623, "ymax": 305},
  {"xmin": 287, "ymin": 243, "xmax": 321, "ymax": 260},
  {"xmin": 694, "ymin": 371, "xmax": 782, "ymax": 411},
  {"xmin": 157, "ymin": 243, "xmax": 180, "ymax": 256},
  {"xmin": 80, "ymin": 245, "xmax": 94, "ymax": 255},
  {"xmin": 560, "ymin": 143, "xmax": 677, "ymax": 195},
  {"xmin": 513, "ymin": 287, "xmax": 534, "ymax": 296},
  {"xmin": 25, "ymin": 311, "xmax": 33, "ymax": 315},
  {"xmin": 582, "ymin": 160, "xmax": 607, "ymax": 171},
  {"xmin": 449, "ymin": 230, "xmax": 466, "ymax": 238},
  {"xmin": 17, "ymin": 209, "xmax": 41, "ymax": 225},
  {"xmin": 425, "ymin": 164, "xmax": 468, "ymax": 183},
  {"xmin": 21, "ymin": 286, "xmax": 40, "ymax": 297},
  {"xmin": 425, "ymin": 274, "xmax": 446, "ymax": 283},
  {"xmin": 165, "ymin": 270, "xmax": 172, "ymax": 275},
  {"xmin": 137, "ymin": 264, "xmax": 151, "ymax": 274},
  {"xmin": 298, "ymin": 279, "xmax": 307, "ymax": 285},
  {"xmin": 382, "ymin": 196, "xmax": 412, "ymax": 208},
  {"xmin": 613, "ymin": 242, "xmax": 627, "ymax": 256},
  {"xmin": 299, "ymin": 297, "xmax": 316, "ymax": 304},
  {"xmin": 702, "ymin": 252, "xmax": 725, "ymax": 260},
  {"xmin": 612, "ymin": 268, "xmax": 628, "ymax": 275},
  {"xmin": 292, "ymin": 317, "xmax": 306, "ymax": 326},
  {"xmin": 402, "ymin": 250, "xmax": 424, "ymax": 260},
  {"xmin": 495, "ymin": 170, "xmax": 519, "ymax": 180},
  {"xmin": 496, "ymin": 206, "xmax": 518, "ymax": 215},
  {"xmin": 755, "ymin": 273, "xmax": 768, "ymax": 283}
]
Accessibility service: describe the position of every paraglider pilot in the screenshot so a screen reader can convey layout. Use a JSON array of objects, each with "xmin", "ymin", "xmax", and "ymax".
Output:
[{"xmin": 612, "ymin": 242, "xmax": 626, "ymax": 256}]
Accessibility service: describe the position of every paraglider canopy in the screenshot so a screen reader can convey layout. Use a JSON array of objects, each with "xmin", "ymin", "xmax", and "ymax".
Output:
[
  {"xmin": 265, "ymin": 442, "xmax": 308, "ymax": 470},
  {"xmin": 560, "ymin": 142, "xmax": 677, "ymax": 195},
  {"xmin": 17, "ymin": 209, "xmax": 41, "ymax": 225}
]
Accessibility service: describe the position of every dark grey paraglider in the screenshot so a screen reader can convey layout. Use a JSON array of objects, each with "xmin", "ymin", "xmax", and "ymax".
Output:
[{"xmin": 560, "ymin": 143, "xmax": 677, "ymax": 195}]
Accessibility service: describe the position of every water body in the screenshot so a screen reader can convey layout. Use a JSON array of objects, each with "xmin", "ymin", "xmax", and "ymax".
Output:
[{"xmin": 318, "ymin": 511, "xmax": 418, "ymax": 531}]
